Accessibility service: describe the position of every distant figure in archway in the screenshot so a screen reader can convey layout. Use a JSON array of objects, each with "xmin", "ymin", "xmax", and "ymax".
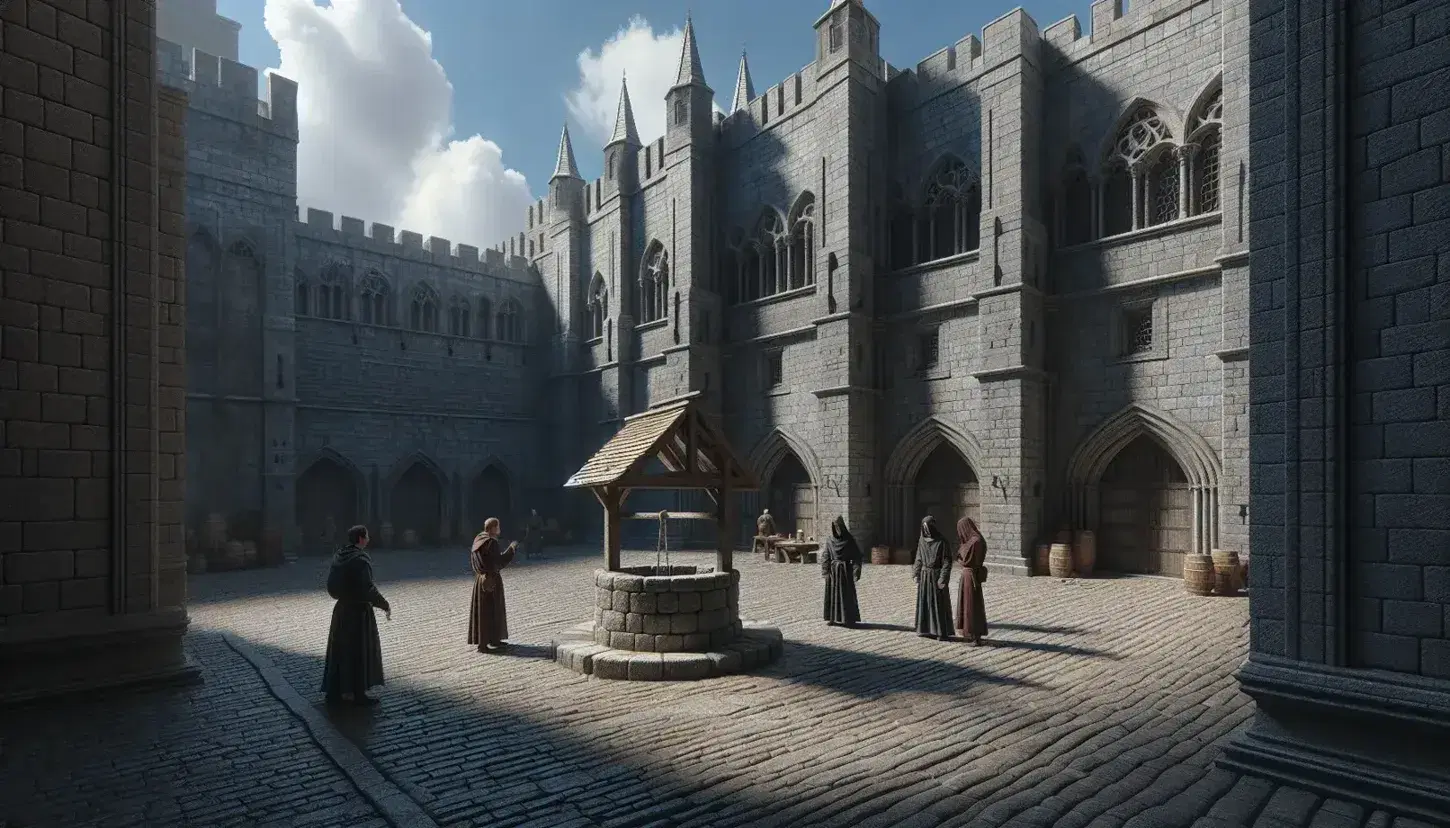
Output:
[
  {"xmin": 954, "ymin": 517, "xmax": 989, "ymax": 646},
  {"xmin": 322, "ymin": 525, "xmax": 391, "ymax": 706},
  {"xmin": 913, "ymin": 516, "xmax": 954, "ymax": 640},
  {"xmin": 524, "ymin": 509, "xmax": 544, "ymax": 559},
  {"xmin": 757, "ymin": 508, "xmax": 776, "ymax": 537},
  {"xmin": 468, "ymin": 517, "xmax": 517, "ymax": 653},
  {"xmin": 821, "ymin": 515, "xmax": 862, "ymax": 627}
]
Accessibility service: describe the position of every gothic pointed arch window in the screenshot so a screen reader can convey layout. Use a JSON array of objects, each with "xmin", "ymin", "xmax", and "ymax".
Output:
[
  {"xmin": 496, "ymin": 299, "xmax": 523, "ymax": 343},
  {"xmin": 788, "ymin": 193, "xmax": 816, "ymax": 289},
  {"xmin": 586, "ymin": 274, "xmax": 607, "ymax": 339},
  {"xmin": 358, "ymin": 271, "xmax": 391, "ymax": 325},
  {"xmin": 1148, "ymin": 148, "xmax": 1181, "ymax": 226},
  {"xmin": 409, "ymin": 283, "xmax": 440, "ymax": 332},
  {"xmin": 448, "ymin": 296, "xmax": 470, "ymax": 337},
  {"xmin": 640, "ymin": 243, "xmax": 669, "ymax": 324},
  {"xmin": 755, "ymin": 210, "xmax": 788, "ymax": 297},
  {"xmin": 918, "ymin": 157, "xmax": 981, "ymax": 262},
  {"xmin": 477, "ymin": 297, "xmax": 493, "ymax": 339},
  {"xmin": 294, "ymin": 269, "xmax": 310, "ymax": 316},
  {"xmin": 1104, "ymin": 103, "xmax": 1172, "ymax": 234},
  {"xmin": 1188, "ymin": 85, "xmax": 1224, "ymax": 215},
  {"xmin": 318, "ymin": 263, "xmax": 348, "ymax": 320}
]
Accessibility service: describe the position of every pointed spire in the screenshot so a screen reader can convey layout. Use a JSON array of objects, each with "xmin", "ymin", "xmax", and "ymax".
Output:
[
  {"xmin": 608, "ymin": 75, "xmax": 641, "ymax": 147},
  {"xmin": 672, "ymin": 14, "xmax": 708, "ymax": 90},
  {"xmin": 551, "ymin": 124, "xmax": 580, "ymax": 180},
  {"xmin": 731, "ymin": 50, "xmax": 755, "ymax": 113}
]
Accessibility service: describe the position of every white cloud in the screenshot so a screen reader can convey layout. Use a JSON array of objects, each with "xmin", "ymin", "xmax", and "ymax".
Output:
[
  {"xmin": 567, "ymin": 16, "xmax": 722, "ymax": 148},
  {"xmin": 263, "ymin": 0, "xmax": 532, "ymax": 249}
]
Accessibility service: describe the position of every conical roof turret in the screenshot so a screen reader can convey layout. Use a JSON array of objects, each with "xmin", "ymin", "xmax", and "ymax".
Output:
[
  {"xmin": 550, "ymin": 124, "xmax": 581, "ymax": 180},
  {"xmin": 731, "ymin": 50, "xmax": 755, "ymax": 113},
  {"xmin": 608, "ymin": 75, "xmax": 641, "ymax": 147},
  {"xmin": 671, "ymin": 15, "xmax": 709, "ymax": 91}
]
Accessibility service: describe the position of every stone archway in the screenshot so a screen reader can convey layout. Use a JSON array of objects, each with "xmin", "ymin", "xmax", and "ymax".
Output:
[
  {"xmin": 747, "ymin": 427, "xmax": 824, "ymax": 541},
  {"xmin": 883, "ymin": 416, "xmax": 988, "ymax": 549},
  {"xmin": 1065, "ymin": 403, "xmax": 1222, "ymax": 559},
  {"xmin": 390, "ymin": 461, "xmax": 445, "ymax": 546},
  {"xmin": 767, "ymin": 451, "xmax": 816, "ymax": 540},
  {"xmin": 912, "ymin": 442, "xmax": 981, "ymax": 534},
  {"xmin": 296, "ymin": 456, "xmax": 360, "ymax": 553},
  {"xmin": 1097, "ymin": 435, "xmax": 1193, "ymax": 575},
  {"xmin": 469, "ymin": 464, "xmax": 511, "ymax": 535}
]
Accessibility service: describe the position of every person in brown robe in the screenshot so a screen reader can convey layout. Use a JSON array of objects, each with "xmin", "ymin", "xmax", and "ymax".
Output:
[
  {"xmin": 322, "ymin": 525, "xmax": 390, "ymax": 706},
  {"xmin": 468, "ymin": 517, "xmax": 517, "ymax": 652},
  {"xmin": 913, "ymin": 516, "xmax": 954, "ymax": 640},
  {"xmin": 954, "ymin": 517, "xmax": 989, "ymax": 645}
]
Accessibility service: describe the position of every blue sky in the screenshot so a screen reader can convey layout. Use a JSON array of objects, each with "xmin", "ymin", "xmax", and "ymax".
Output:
[{"xmin": 215, "ymin": 0, "xmax": 1094, "ymax": 247}]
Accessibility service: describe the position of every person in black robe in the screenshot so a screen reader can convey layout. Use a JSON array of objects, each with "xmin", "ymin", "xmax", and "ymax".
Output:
[
  {"xmin": 322, "ymin": 525, "xmax": 390, "ymax": 706},
  {"xmin": 913, "ymin": 515, "xmax": 954, "ymax": 640},
  {"xmin": 821, "ymin": 515, "xmax": 862, "ymax": 626},
  {"xmin": 954, "ymin": 517, "xmax": 989, "ymax": 646},
  {"xmin": 468, "ymin": 517, "xmax": 517, "ymax": 652}
]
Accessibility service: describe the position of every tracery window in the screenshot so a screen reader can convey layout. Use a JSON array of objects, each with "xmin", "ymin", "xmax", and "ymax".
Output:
[
  {"xmin": 586, "ymin": 275, "xmax": 607, "ymax": 340},
  {"xmin": 640, "ymin": 243, "xmax": 669, "ymax": 323},
  {"xmin": 448, "ymin": 296, "xmax": 470, "ymax": 337},
  {"xmin": 754, "ymin": 210, "xmax": 789, "ymax": 298},
  {"xmin": 1104, "ymin": 104, "xmax": 1173, "ymax": 234},
  {"xmin": 788, "ymin": 194, "xmax": 816, "ymax": 289},
  {"xmin": 1149, "ymin": 151, "xmax": 1180, "ymax": 226},
  {"xmin": 317, "ymin": 263, "xmax": 348, "ymax": 320},
  {"xmin": 917, "ymin": 158, "xmax": 981, "ymax": 262},
  {"xmin": 409, "ymin": 284, "xmax": 440, "ymax": 333},
  {"xmin": 477, "ymin": 298, "xmax": 493, "ymax": 339},
  {"xmin": 358, "ymin": 272, "xmax": 391, "ymax": 325},
  {"xmin": 1189, "ymin": 87, "xmax": 1224, "ymax": 215},
  {"xmin": 496, "ymin": 300, "xmax": 522, "ymax": 343}
]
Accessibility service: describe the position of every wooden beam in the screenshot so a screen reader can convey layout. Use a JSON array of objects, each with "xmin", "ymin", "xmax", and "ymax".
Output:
[
  {"xmin": 600, "ymin": 486, "xmax": 623, "ymax": 571},
  {"xmin": 612, "ymin": 471, "xmax": 725, "ymax": 490},
  {"xmin": 621, "ymin": 511, "xmax": 717, "ymax": 521},
  {"xmin": 715, "ymin": 481, "xmax": 735, "ymax": 573},
  {"xmin": 686, "ymin": 415, "xmax": 698, "ymax": 474}
]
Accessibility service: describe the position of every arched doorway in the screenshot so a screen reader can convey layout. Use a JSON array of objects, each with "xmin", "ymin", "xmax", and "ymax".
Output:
[
  {"xmin": 469, "ymin": 465, "xmax": 511, "ymax": 534},
  {"xmin": 390, "ymin": 463, "xmax": 444, "ymax": 546},
  {"xmin": 1098, "ymin": 435, "xmax": 1192, "ymax": 575},
  {"xmin": 297, "ymin": 458, "xmax": 357, "ymax": 552},
  {"xmin": 768, "ymin": 452, "xmax": 815, "ymax": 540},
  {"xmin": 913, "ymin": 443, "xmax": 980, "ymax": 530}
]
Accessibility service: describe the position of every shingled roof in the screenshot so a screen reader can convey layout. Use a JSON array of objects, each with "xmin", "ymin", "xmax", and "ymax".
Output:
[{"xmin": 563, "ymin": 395, "xmax": 758, "ymax": 491}]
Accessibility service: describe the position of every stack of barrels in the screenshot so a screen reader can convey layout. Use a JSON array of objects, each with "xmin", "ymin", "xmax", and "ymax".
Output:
[
  {"xmin": 870, "ymin": 546, "xmax": 892, "ymax": 565},
  {"xmin": 1039, "ymin": 528, "xmax": 1096, "ymax": 579},
  {"xmin": 1184, "ymin": 549, "xmax": 1245, "ymax": 596}
]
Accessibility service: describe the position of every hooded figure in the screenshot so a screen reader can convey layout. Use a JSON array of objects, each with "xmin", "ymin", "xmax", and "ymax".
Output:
[
  {"xmin": 821, "ymin": 515, "xmax": 863, "ymax": 626},
  {"xmin": 954, "ymin": 517, "xmax": 989, "ymax": 645},
  {"xmin": 468, "ymin": 517, "xmax": 517, "ymax": 652},
  {"xmin": 913, "ymin": 516, "xmax": 954, "ymax": 639},
  {"xmin": 321, "ymin": 526, "xmax": 390, "ymax": 705}
]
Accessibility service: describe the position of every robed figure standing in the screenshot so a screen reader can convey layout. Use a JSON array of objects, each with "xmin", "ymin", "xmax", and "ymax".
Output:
[
  {"xmin": 821, "ymin": 515, "xmax": 863, "ymax": 626},
  {"xmin": 913, "ymin": 516, "xmax": 954, "ymax": 639},
  {"xmin": 468, "ymin": 517, "xmax": 517, "ymax": 652},
  {"xmin": 322, "ymin": 525, "xmax": 390, "ymax": 706},
  {"xmin": 954, "ymin": 517, "xmax": 989, "ymax": 645}
]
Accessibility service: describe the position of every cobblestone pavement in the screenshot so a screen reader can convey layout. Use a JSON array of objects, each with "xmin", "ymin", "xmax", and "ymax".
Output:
[{"xmin": 2, "ymin": 548, "xmax": 1433, "ymax": 828}]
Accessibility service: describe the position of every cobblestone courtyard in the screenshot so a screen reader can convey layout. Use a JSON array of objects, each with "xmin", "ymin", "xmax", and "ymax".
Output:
[{"xmin": 0, "ymin": 549, "xmax": 1432, "ymax": 828}]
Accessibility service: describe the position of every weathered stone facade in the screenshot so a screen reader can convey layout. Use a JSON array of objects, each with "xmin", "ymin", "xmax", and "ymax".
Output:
[
  {"xmin": 0, "ymin": 0, "xmax": 199, "ymax": 699},
  {"xmin": 1221, "ymin": 0, "xmax": 1450, "ymax": 820},
  {"xmin": 160, "ymin": 0, "xmax": 1251, "ymax": 574}
]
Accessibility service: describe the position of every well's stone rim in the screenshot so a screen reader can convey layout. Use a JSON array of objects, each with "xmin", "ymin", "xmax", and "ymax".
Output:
[{"xmin": 595, "ymin": 567, "xmax": 737, "ymax": 592}]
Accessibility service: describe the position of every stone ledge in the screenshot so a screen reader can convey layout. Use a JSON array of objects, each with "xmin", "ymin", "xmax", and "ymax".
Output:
[
  {"xmin": 0, "ymin": 610, "xmax": 201, "ymax": 705},
  {"xmin": 550, "ymin": 621, "xmax": 783, "ymax": 681}
]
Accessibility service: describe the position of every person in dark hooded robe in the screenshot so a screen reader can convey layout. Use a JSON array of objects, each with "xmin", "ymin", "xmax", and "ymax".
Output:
[
  {"xmin": 913, "ymin": 516, "xmax": 954, "ymax": 640},
  {"xmin": 322, "ymin": 525, "xmax": 390, "ymax": 706},
  {"xmin": 468, "ymin": 517, "xmax": 517, "ymax": 652},
  {"xmin": 954, "ymin": 517, "xmax": 989, "ymax": 645},
  {"xmin": 821, "ymin": 515, "xmax": 862, "ymax": 626}
]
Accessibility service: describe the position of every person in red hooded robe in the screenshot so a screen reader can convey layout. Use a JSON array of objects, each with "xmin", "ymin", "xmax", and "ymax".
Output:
[{"xmin": 954, "ymin": 517, "xmax": 989, "ymax": 645}]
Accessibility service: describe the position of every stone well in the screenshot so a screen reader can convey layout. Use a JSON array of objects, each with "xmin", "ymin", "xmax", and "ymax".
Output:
[{"xmin": 553, "ymin": 565, "xmax": 783, "ymax": 681}]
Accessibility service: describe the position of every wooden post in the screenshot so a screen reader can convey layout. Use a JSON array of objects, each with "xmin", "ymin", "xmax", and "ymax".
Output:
[
  {"xmin": 716, "ymin": 480, "xmax": 735, "ymax": 573},
  {"xmin": 600, "ymin": 486, "xmax": 623, "ymax": 571}
]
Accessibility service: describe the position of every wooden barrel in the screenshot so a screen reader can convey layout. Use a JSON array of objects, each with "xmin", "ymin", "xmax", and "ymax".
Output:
[
  {"xmin": 870, "ymin": 545, "xmax": 892, "ymax": 565},
  {"xmin": 1048, "ymin": 543, "xmax": 1074, "ymax": 578},
  {"xmin": 1073, "ymin": 530, "xmax": 1097, "ymax": 577},
  {"xmin": 401, "ymin": 528, "xmax": 419, "ymax": 548},
  {"xmin": 204, "ymin": 513, "xmax": 227, "ymax": 550},
  {"xmin": 1212, "ymin": 549, "xmax": 1242, "ymax": 595},
  {"xmin": 892, "ymin": 547, "xmax": 914, "ymax": 566},
  {"xmin": 379, "ymin": 522, "xmax": 394, "ymax": 548},
  {"xmin": 1034, "ymin": 543, "xmax": 1051, "ymax": 576},
  {"xmin": 1183, "ymin": 554, "xmax": 1216, "ymax": 596}
]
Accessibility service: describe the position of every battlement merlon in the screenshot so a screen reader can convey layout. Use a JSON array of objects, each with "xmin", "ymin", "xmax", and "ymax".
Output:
[
  {"xmin": 294, "ymin": 207, "xmax": 537, "ymax": 282},
  {"xmin": 1040, "ymin": 0, "xmax": 1201, "ymax": 62},
  {"xmin": 156, "ymin": 38, "xmax": 298, "ymax": 136}
]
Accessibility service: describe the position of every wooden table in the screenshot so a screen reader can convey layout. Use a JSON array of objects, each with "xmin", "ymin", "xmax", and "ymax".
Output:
[{"xmin": 770, "ymin": 541, "xmax": 819, "ymax": 564}]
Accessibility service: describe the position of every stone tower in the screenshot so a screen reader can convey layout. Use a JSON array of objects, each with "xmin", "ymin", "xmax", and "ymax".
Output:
[{"xmin": 543, "ymin": 125, "xmax": 587, "ymax": 508}]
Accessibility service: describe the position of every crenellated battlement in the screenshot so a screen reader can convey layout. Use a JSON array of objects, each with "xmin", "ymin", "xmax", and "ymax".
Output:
[
  {"xmin": 1041, "ymin": 0, "xmax": 1206, "ymax": 63},
  {"xmin": 156, "ymin": 38, "xmax": 297, "ymax": 137},
  {"xmin": 294, "ymin": 206, "xmax": 536, "ymax": 282},
  {"xmin": 720, "ymin": 64, "xmax": 827, "ymax": 141}
]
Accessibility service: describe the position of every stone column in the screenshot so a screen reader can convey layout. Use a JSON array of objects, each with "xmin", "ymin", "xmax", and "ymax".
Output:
[
  {"xmin": 0, "ymin": 0, "xmax": 200, "ymax": 703},
  {"xmin": 1177, "ymin": 143, "xmax": 1199, "ymax": 218},
  {"xmin": 1129, "ymin": 165, "xmax": 1144, "ymax": 230}
]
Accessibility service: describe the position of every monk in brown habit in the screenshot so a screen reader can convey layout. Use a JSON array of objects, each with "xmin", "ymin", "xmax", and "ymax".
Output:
[
  {"xmin": 322, "ymin": 525, "xmax": 390, "ymax": 706},
  {"xmin": 954, "ymin": 517, "xmax": 989, "ymax": 645},
  {"xmin": 913, "ymin": 516, "xmax": 954, "ymax": 640},
  {"xmin": 468, "ymin": 517, "xmax": 517, "ymax": 652}
]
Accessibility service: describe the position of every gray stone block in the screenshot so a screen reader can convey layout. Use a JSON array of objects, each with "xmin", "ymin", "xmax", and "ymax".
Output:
[
  {"xmin": 624, "ymin": 612, "xmax": 643, "ymax": 633},
  {"xmin": 642, "ymin": 614, "xmax": 672, "ymax": 635},
  {"xmin": 608, "ymin": 631, "xmax": 636, "ymax": 650},
  {"xmin": 627, "ymin": 654, "xmax": 663, "ymax": 681},
  {"xmin": 656, "ymin": 633, "xmax": 685, "ymax": 652},
  {"xmin": 600, "ymin": 610, "xmax": 626, "ymax": 633},
  {"xmin": 682, "ymin": 632, "xmax": 710, "ymax": 651},
  {"xmin": 655, "ymin": 592, "xmax": 680, "ymax": 613},
  {"xmin": 611, "ymin": 590, "xmax": 631, "ymax": 612},
  {"xmin": 700, "ymin": 589, "xmax": 726, "ymax": 611},
  {"xmin": 670, "ymin": 613, "xmax": 699, "ymax": 634},
  {"xmin": 595, "ymin": 588, "xmax": 613, "ymax": 610},
  {"xmin": 677, "ymin": 592, "xmax": 702, "ymax": 613},
  {"xmin": 629, "ymin": 592, "xmax": 657, "ymax": 614}
]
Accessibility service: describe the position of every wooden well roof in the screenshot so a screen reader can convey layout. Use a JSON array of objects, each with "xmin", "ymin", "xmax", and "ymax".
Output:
[{"xmin": 563, "ymin": 395, "xmax": 759, "ymax": 492}]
